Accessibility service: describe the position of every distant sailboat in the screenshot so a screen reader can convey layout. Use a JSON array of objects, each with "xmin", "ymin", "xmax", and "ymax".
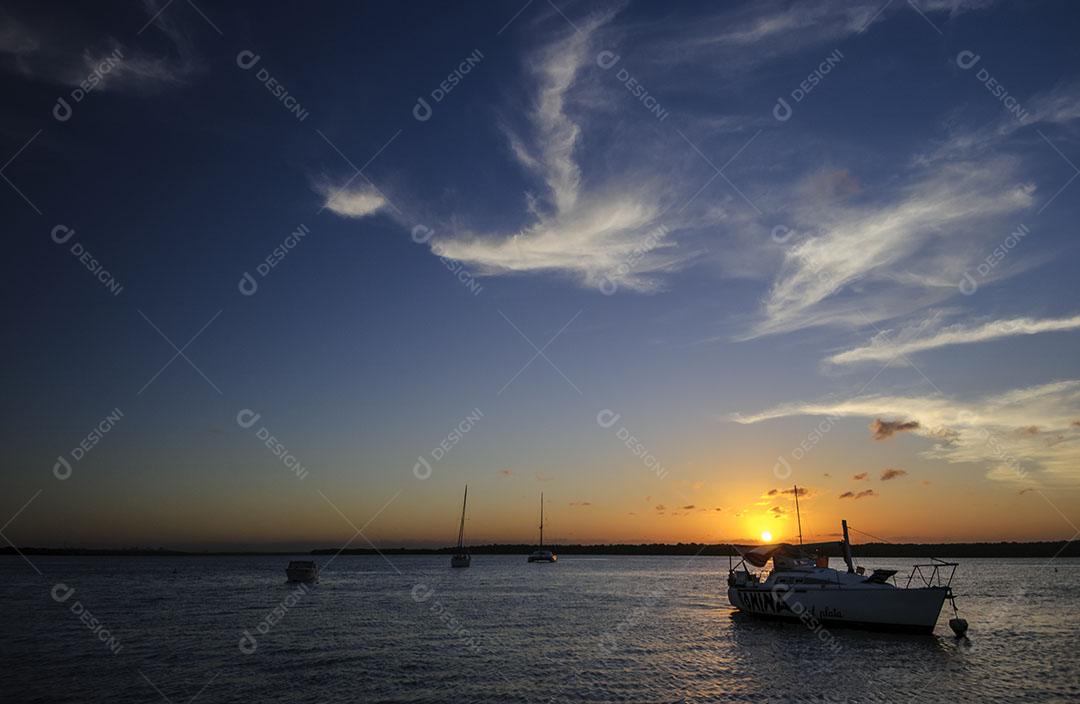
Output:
[
  {"xmin": 451, "ymin": 486, "xmax": 471, "ymax": 568},
  {"xmin": 527, "ymin": 492, "xmax": 556, "ymax": 563}
]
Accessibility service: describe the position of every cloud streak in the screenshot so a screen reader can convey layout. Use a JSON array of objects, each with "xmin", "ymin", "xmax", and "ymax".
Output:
[
  {"xmin": 430, "ymin": 11, "xmax": 686, "ymax": 293},
  {"xmin": 733, "ymin": 380, "xmax": 1080, "ymax": 484},
  {"xmin": 752, "ymin": 159, "xmax": 1035, "ymax": 337},
  {"xmin": 829, "ymin": 314, "xmax": 1080, "ymax": 365}
]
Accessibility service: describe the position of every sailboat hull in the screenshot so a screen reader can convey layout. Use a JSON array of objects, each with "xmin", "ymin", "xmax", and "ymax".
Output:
[
  {"xmin": 450, "ymin": 554, "xmax": 470, "ymax": 568},
  {"xmin": 727, "ymin": 584, "xmax": 948, "ymax": 633}
]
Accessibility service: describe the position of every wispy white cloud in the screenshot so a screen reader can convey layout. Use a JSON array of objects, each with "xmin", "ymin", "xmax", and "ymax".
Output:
[
  {"xmin": 918, "ymin": 80, "xmax": 1080, "ymax": 166},
  {"xmin": 317, "ymin": 181, "xmax": 387, "ymax": 218},
  {"xmin": 750, "ymin": 159, "xmax": 1035, "ymax": 337},
  {"xmin": 0, "ymin": 1, "xmax": 201, "ymax": 90},
  {"xmin": 732, "ymin": 380, "xmax": 1080, "ymax": 484},
  {"xmin": 829, "ymin": 314, "xmax": 1080, "ymax": 365},
  {"xmin": 431, "ymin": 10, "xmax": 685, "ymax": 292}
]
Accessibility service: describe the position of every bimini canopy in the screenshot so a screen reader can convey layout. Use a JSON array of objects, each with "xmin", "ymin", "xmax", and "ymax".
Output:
[{"xmin": 733, "ymin": 541, "xmax": 844, "ymax": 568}]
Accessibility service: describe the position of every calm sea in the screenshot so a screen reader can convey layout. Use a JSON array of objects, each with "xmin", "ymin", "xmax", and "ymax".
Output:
[{"xmin": 4, "ymin": 555, "xmax": 1078, "ymax": 702}]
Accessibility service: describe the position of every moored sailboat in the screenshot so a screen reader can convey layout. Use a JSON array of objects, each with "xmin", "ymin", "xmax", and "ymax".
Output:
[
  {"xmin": 727, "ymin": 490, "xmax": 962, "ymax": 633},
  {"xmin": 527, "ymin": 492, "xmax": 556, "ymax": 563},
  {"xmin": 451, "ymin": 485, "xmax": 471, "ymax": 568}
]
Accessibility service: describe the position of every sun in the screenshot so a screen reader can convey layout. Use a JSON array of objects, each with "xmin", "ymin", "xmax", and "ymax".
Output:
[{"xmin": 761, "ymin": 531, "xmax": 773, "ymax": 542}]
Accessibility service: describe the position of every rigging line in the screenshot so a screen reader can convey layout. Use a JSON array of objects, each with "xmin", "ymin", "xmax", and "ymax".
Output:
[{"xmin": 847, "ymin": 525, "xmax": 894, "ymax": 544}]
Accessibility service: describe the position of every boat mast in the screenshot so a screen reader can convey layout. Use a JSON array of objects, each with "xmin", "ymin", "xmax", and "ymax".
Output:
[
  {"xmin": 793, "ymin": 484, "xmax": 803, "ymax": 546},
  {"xmin": 457, "ymin": 485, "xmax": 468, "ymax": 550},
  {"xmin": 539, "ymin": 492, "xmax": 544, "ymax": 548},
  {"xmin": 841, "ymin": 519, "xmax": 855, "ymax": 573}
]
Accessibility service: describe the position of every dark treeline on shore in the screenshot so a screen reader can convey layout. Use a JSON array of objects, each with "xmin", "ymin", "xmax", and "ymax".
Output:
[{"xmin": 6, "ymin": 541, "xmax": 1080, "ymax": 558}]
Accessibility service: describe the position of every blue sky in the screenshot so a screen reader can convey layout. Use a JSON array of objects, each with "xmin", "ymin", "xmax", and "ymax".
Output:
[{"xmin": 3, "ymin": 0, "xmax": 1080, "ymax": 549}]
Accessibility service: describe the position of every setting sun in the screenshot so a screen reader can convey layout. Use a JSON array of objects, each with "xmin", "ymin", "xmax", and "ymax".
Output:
[{"xmin": 761, "ymin": 531, "xmax": 772, "ymax": 543}]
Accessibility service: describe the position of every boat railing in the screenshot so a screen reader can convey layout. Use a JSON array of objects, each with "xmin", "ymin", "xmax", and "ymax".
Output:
[{"xmin": 905, "ymin": 557, "xmax": 958, "ymax": 590}]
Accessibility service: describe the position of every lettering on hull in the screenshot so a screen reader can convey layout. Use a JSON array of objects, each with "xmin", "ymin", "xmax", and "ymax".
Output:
[{"xmin": 736, "ymin": 589, "xmax": 844, "ymax": 620}]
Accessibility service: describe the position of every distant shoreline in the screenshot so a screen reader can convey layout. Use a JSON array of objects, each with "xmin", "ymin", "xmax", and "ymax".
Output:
[{"xmin": 4, "ymin": 541, "xmax": 1079, "ymax": 558}]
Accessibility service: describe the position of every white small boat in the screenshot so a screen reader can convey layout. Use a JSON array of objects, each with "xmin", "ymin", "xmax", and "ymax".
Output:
[
  {"xmin": 285, "ymin": 560, "xmax": 319, "ymax": 583},
  {"xmin": 527, "ymin": 493, "xmax": 557, "ymax": 563},
  {"xmin": 451, "ymin": 485, "xmax": 471, "ymax": 568},
  {"xmin": 728, "ymin": 517, "xmax": 960, "ymax": 634},
  {"xmin": 527, "ymin": 549, "xmax": 556, "ymax": 563}
]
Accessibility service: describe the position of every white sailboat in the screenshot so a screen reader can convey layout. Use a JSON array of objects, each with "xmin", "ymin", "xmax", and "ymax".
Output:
[
  {"xmin": 527, "ymin": 492, "xmax": 556, "ymax": 563},
  {"xmin": 450, "ymin": 485, "xmax": 471, "ymax": 568},
  {"xmin": 727, "ymin": 486, "xmax": 964, "ymax": 634}
]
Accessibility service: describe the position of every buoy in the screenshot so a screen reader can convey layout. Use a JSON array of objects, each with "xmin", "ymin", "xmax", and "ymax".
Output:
[{"xmin": 949, "ymin": 617, "xmax": 968, "ymax": 638}]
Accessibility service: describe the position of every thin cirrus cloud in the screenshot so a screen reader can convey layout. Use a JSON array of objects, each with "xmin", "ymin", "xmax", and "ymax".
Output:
[
  {"xmin": 839, "ymin": 489, "xmax": 876, "ymax": 499},
  {"xmin": 430, "ymin": 10, "xmax": 683, "ymax": 293},
  {"xmin": 731, "ymin": 380, "xmax": 1080, "ymax": 484},
  {"xmin": 0, "ymin": 1, "xmax": 201, "ymax": 91},
  {"xmin": 749, "ymin": 159, "xmax": 1035, "ymax": 338},
  {"xmin": 827, "ymin": 314, "xmax": 1080, "ymax": 365}
]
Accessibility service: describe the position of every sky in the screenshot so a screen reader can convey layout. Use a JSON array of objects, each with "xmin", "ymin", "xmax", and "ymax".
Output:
[{"xmin": 2, "ymin": 0, "xmax": 1080, "ymax": 550}]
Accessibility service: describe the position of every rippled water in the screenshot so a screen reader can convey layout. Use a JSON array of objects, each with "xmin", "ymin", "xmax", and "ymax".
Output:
[{"xmin": 4, "ymin": 555, "xmax": 1078, "ymax": 702}]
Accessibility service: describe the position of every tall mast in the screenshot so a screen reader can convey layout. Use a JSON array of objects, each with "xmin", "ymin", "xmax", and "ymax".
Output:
[
  {"xmin": 794, "ymin": 484, "xmax": 803, "ymax": 546},
  {"xmin": 841, "ymin": 519, "xmax": 855, "ymax": 573},
  {"xmin": 539, "ymin": 492, "xmax": 544, "ymax": 547},
  {"xmin": 456, "ymin": 485, "xmax": 467, "ymax": 550}
]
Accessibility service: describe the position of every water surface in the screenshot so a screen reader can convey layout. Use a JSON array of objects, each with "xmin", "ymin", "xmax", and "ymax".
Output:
[{"xmin": 4, "ymin": 555, "xmax": 1077, "ymax": 702}]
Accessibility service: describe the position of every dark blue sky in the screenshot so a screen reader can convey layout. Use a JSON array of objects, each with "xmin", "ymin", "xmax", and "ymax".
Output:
[{"xmin": 3, "ymin": 0, "xmax": 1080, "ymax": 548}]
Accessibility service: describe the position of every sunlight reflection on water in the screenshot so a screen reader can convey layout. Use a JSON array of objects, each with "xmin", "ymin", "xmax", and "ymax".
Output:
[{"xmin": 5, "ymin": 555, "xmax": 1079, "ymax": 702}]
